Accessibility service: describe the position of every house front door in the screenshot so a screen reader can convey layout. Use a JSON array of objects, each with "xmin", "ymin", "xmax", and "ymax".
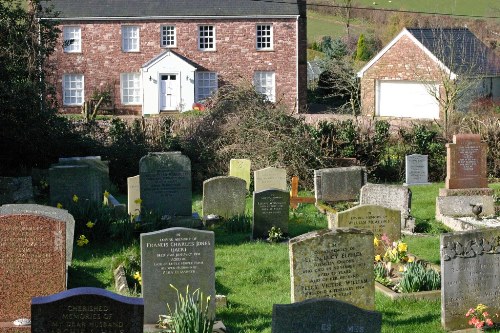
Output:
[{"xmin": 160, "ymin": 74, "xmax": 179, "ymax": 111}]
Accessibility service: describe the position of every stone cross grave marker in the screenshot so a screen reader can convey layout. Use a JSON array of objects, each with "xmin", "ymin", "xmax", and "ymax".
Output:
[
  {"xmin": 140, "ymin": 227, "xmax": 215, "ymax": 324},
  {"xmin": 445, "ymin": 134, "xmax": 489, "ymax": 190},
  {"xmin": 0, "ymin": 214, "xmax": 66, "ymax": 324},
  {"xmin": 272, "ymin": 298, "xmax": 382, "ymax": 333},
  {"xmin": 314, "ymin": 167, "xmax": 367, "ymax": 203},
  {"xmin": 330, "ymin": 204, "xmax": 401, "ymax": 255},
  {"xmin": 253, "ymin": 189, "xmax": 289, "ymax": 239},
  {"xmin": 229, "ymin": 159, "xmax": 251, "ymax": 190},
  {"xmin": 253, "ymin": 167, "xmax": 287, "ymax": 193},
  {"xmin": 405, "ymin": 154, "xmax": 430, "ymax": 185},
  {"xmin": 359, "ymin": 184, "xmax": 411, "ymax": 227},
  {"xmin": 32, "ymin": 287, "xmax": 144, "ymax": 333},
  {"xmin": 0, "ymin": 204, "xmax": 75, "ymax": 269},
  {"xmin": 289, "ymin": 228, "xmax": 375, "ymax": 310},
  {"xmin": 139, "ymin": 152, "xmax": 192, "ymax": 217},
  {"xmin": 441, "ymin": 228, "xmax": 500, "ymax": 331},
  {"xmin": 127, "ymin": 175, "xmax": 141, "ymax": 216},
  {"xmin": 202, "ymin": 176, "xmax": 246, "ymax": 219}
]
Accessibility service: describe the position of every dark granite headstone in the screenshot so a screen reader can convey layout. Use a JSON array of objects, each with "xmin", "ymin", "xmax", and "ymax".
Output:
[
  {"xmin": 441, "ymin": 228, "xmax": 500, "ymax": 331},
  {"xmin": 252, "ymin": 189, "xmax": 289, "ymax": 239},
  {"xmin": 31, "ymin": 287, "xmax": 144, "ymax": 333},
  {"xmin": 49, "ymin": 165, "xmax": 102, "ymax": 207},
  {"xmin": 314, "ymin": 167, "xmax": 367, "ymax": 203},
  {"xmin": 139, "ymin": 152, "xmax": 192, "ymax": 217},
  {"xmin": 0, "ymin": 177, "xmax": 34, "ymax": 205},
  {"xmin": 140, "ymin": 227, "xmax": 215, "ymax": 324},
  {"xmin": 202, "ymin": 176, "xmax": 246, "ymax": 219},
  {"xmin": 272, "ymin": 298, "xmax": 382, "ymax": 333}
]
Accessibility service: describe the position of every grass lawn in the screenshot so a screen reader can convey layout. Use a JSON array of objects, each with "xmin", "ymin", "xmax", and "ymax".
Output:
[{"xmin": 69, "ymin": 183, "xmax": 500, "ymax": 332}]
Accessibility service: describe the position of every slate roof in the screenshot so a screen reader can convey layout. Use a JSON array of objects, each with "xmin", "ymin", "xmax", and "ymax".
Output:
[
  {"xmin": 407, "ymin": 28, "xmax": 500, "ymax": 76},
  {"xmin": 44, "ymin": 0, "xmax": 301, "ymax": 19}
]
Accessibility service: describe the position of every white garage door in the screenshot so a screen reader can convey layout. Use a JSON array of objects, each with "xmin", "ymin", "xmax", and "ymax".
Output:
[{"xmin": 377, "ymin": 80, "xmax": 440, "ymax": 119}]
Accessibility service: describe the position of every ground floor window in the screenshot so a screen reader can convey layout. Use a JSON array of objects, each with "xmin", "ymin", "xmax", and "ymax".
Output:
[
  {"xmin": 63, "ymin": 74, "xmax": 84, "ymax": 106},
  {"xmin": 120, "ymin": 73, "xmax": 142, "ymax": 105},
  {"xmin": 253, "ymin": 71, "xmax": 275, "ymax": 102},
  {"xmin": 195, "ymin": 72, "xmax": 218, "ymax": 102}
]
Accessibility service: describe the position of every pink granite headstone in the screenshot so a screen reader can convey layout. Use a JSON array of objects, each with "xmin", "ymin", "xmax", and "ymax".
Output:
[{"xmin": 0, "ymin": 214, "xmax": 66, "ymax": 328}]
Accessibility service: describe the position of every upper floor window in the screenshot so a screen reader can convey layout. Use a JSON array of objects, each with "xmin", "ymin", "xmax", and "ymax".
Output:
[
  {"xmin": 195, "ymin": 72, "xmax": 218, "ymax": 102},
  {"xmin": 63, "ymin": 26, "xmax": 81, "ymax": 53},
  {"xmin": 256, "ymin": 24, "xmax": 273, "ymax": 50},
  {"xmin": 120, "ymin": 73, "xmax": 141, "ymax": 105},
  {"xmin": 161, "ymin": 25, "xmax": 176, "ymax": 47},
  {"xmin": 253, "ymin": 71, "xmax": 275, "ymax": 102},
  {"xmin": 63, "ymin": 74, "xmax": 84, "ymax": 106},
  {"xmin": 122, "ymin": 26, "xmax": 139, "ymax": 52},
  {"xmin": 198, "ymin": 25, "xmax": 215, "ymax": 51}
]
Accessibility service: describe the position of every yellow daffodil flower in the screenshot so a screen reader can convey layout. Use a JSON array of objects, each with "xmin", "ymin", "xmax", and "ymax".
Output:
[
  {"xmin": 398, "ymin": 242, "xmax": 408, "ymax": 253},
  {"xmin": 375, "ymin": 254, "xmax": 381, "ymax": 262},
  {"xmin": 76, "ymin": 235, "xmax": 89, "ymax": 246},
  {"xmin": 104, "ymin": 190, "xmax": 110, "ymax": 198},
  {"xmin": 72, "ymin": 194, "xmax": 78, "ymax": 203},
  {"xmin": 374, "ymin": 237, "xmax": 380, "ymax": 247},
  {"xmin": 134, "ymin": 198, "xmax": 142, "ymax": 205},
  {"xmin": 86, "ymin": 221, "xmax": 94, "ymax": 228},
  {"xmin": 56, "ymin": 203, "xmax": 63, "ymax": 209}
]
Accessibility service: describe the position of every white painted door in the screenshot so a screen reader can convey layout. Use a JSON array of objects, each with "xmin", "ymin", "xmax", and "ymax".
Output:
[
  {"xmin": 160, "ymin": 74, "xmax": 179, "ymax": 110},
  {"xmin": 377, "ymin": 80, "xmax": 440, "ymax": 119}
]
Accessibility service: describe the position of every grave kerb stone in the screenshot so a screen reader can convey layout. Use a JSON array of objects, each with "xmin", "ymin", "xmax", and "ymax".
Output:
[{"xmin": 435, "ymin": 195, "xmax": 495, "ymax": 221}]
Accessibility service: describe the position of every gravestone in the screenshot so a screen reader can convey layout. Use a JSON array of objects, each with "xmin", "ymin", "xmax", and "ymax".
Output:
[
  {"xmin": 140, "ymin": 227, "xmax": 215, "ymax": 324},
  {"xmin": 314, "ymin": 167, "xmax": 367, "ymax": 203},
  {"xmin": 139, "ymin": 152, "xmax": 192, "ymax": 217},
  {"xmin": 229, "ymin": 159, "xmax": 251, "ymax": 191},
  {"xmin": 359, "ymin": 184, "xmax": 411, "ymax": 227},
  {"xmin": 58, "ymin": 156, "xmax": 110, "ymax": 187},
  {"xmin": 289, "ymin": 228, "xmax": 375, "ymax": 310},
  {"xmin": 127, "ymin": 175, "xmax": 141, "ymax": 216},
  {"xmin": 404, "ymin": 154, "xmax": 431, "ymax": 185},
  {"xmin": 330, "ymin": 204, "xmax": 401, "ymax": 254},
  {"xmin": 435, "ymin": 195, "xmax": 495, "ymax": 221},
  {"xmin": 0, "ymin": 204, "xmax": 75, "ymax": 269},
  {"xmin": 442, "ymin": 134, "xmax": 491, "ymax": 196},
  {"xmin": 32, "ymin": 287, "xmax": 144, "ymax": 333},
  {"xmin": 49, "ymin": 165, "xmax": 102, "ymax": 207},
  {"xmin": 0, "ymin": 214, "xmax": 66, "ymax": 325},
  {"xmin": 253, "ymin": 189, "xmax": 289, "ymax": 239},
  {"xmin": 0, "ymin": 176, "xmax": 34, "ymax": 205},
  {"xmin": 254, "ymin": 167, "xmax": 287, "ymax": 192},
  {"xmin": 272, "ymin": 298, "xmax": 382, "ymax": 333},
  {"xmin": 441, "ymin": 228, "xmax": 500, "ymax": 331},
  {"xmin": 202, "ymin": 176, "xmax": 246, "ymax": 219}
]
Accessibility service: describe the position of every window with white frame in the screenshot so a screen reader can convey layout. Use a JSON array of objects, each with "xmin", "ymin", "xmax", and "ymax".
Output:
[
  {"xmin": 63, "ymin": 74, "xmax": 84, "ymax": 106},
  {"xmin": 198, "ymin": 25, "xmax": 215, "ymax": 51},
  {"xmin": 256, "ymin": 24, "xmax": 273, "ymax": 50},
  {"xmin": 161, "ymin": 25, "xmax": 176, "ymax": 47},
  {"xmin": 120, "ymin": 73, "xmax": 141, "ymax": 105},
  {"xmin": 253, "ymin": 71, "xmax": 275, "ymax": 102},
  {"xmin": 122, "ymin": 26, "xmax": 139, "ymax": 52},
  {"xmin": 195, "ymin": 72, "xmax": 218, "ymax": 101},
  {"xmin": 63, "ymin": 26, "xmax": 81, "ymax": 53}
]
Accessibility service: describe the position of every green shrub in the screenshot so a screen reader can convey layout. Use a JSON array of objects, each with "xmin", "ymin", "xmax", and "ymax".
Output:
[{"xmin": 397, "ymin": 261, "xmax": 440, "ymax": 293}]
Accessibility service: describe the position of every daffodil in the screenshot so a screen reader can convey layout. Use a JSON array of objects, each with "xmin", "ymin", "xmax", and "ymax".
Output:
[
  {"xmin": 375, "ymin": 254, "xmax": 381, "ymax": 262},
  {"xmin": 104, "ymin": 190, "xmax": 110, "ymax": 198},
  {"xmin": 374, "ymin": 237, "xmax": 380, "ymax": 247},
  {"xmin": 134, "ymin": 198, "xmax": 142, "ymax": 205},
  {"xmin": 56, "ymin": 203, "xmax": 63, "ymax": 209},
  {"xmin": 133, "ymin": 271, "xmax": 142, "ymax": 285},
  {"xmin": 398, "ymin": 242, "xmax": 408, "ymax": 253},
  {"xmin": 76, "ymin": 235, "xmax": 89, "ymax": 246},
  {"xmin": 408, "ymin": 256, "xmax": 414, "ymax": 263},
  {"xmin": 72, "ymin": 194, "xmax": 79, "ymax": 203},
  {"xmin": 86, "ymin": 221, "xmax": 94, "ymax": 228}
]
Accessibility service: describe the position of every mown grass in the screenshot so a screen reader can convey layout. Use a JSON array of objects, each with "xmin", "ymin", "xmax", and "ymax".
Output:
[{"xmin": 70, "ymin": 183, "xmax": 500, "ymax": 332}]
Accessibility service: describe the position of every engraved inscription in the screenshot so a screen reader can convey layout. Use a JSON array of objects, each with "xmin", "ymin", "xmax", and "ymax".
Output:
[{"xmin": 457, "ymin": 145, "xmax": 480, "ymax": 173}]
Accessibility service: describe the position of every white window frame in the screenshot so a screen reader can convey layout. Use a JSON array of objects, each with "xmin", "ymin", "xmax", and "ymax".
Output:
[
  {"xmin": 62, "ymin": 74, "xmax": 84, "ymax": 106},
  {"xmin": 256, "ymin": 24, "xmax": 273, "ymax": 50},
  {"xmin": 63, "ymin": 26, "xmax": 81, "ymax": 53},
  {"xmin": 122, "ymin": 26, "xmax": 140, "ymax": 52},
  {"xmin": 253, "ymin": 71, "xmax": 275, "ymax": 102},
  {"xmin": 160, "ymin": 25, "xmax": 176, "ymax": 48},
  {"xmin": 195, "ymin": 72, "xmax": 218, "ymax": 102},
  {"xmin": 198, "ymin": 25, "xmax": 215, "ymax": 51},
  {"xmin": 120, "ymin": 73, "xmax": 142, "ymax": 105}
]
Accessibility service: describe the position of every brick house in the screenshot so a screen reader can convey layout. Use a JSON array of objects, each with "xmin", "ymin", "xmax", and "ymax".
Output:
[
  {"xmin": 357, "ymin": 28, "xmax": 500, "ymax": 119},
  {"xmin": 41, "ymin": 0, "xmax": 307, "ymax": 115}
]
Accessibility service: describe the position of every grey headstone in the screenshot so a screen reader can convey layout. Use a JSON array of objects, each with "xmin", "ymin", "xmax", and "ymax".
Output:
[
  {"xmin": 0, "ymin": 204, "xmax": 75, "ymax": 268},
  {"xmin": 360, "ymin": 184, "xmax": 411, "ymax": 224},
  {"xmin": 405, "ymin": 154, "xmax": 430, "ymax": 185},
  {"xmin": 139, "ymin": 152, "xmax": 192, "ymax": 217},
  {"xmin": 140, "ymin": 227, "xmax": 215, "ymax": 324},
  {"xmin": 441, "ymin": 228, "xmax": 500, "ymax": 331},
  {"xmin": 49, "ymin": 165, "xmax": 102, "ymax": 207},
  {"xmin": 435, "ymin": 195, "xmax": 495, "ymax": 221},
  {"xmin": 127, "ymin": 175, "xmax": 141, "ymax": 216},
  {"xmin": 252, "ymin": 189, "xmax": 289, "ymax": 239},
  {"xmin": 202, "ymin": 176, "xmax": 246, "ymax": 219},
  {"xmin": 314, "ymin": 167, "xmax": 367, "ymax": 203},
  {"xmin": 32, "ymin": 287, "xmax": 144, "ymax": 333},
  {"xmin": 0, "ymin": 176, "xmax": 34, "ymax": 205},
  {"xmin": 254, "ymin": 167, "xmax": 287, "ymax": 192},
  {"xmin": 58, "ymin": 156, "xmax": 110, "ymax": 188},
  {"xmin": 272, "ymin": 298, "xmax": 382, "ymax": 333},
  {"xmin": 289, "ymin": 228, "xmax": 375, "ymax": 310}
]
